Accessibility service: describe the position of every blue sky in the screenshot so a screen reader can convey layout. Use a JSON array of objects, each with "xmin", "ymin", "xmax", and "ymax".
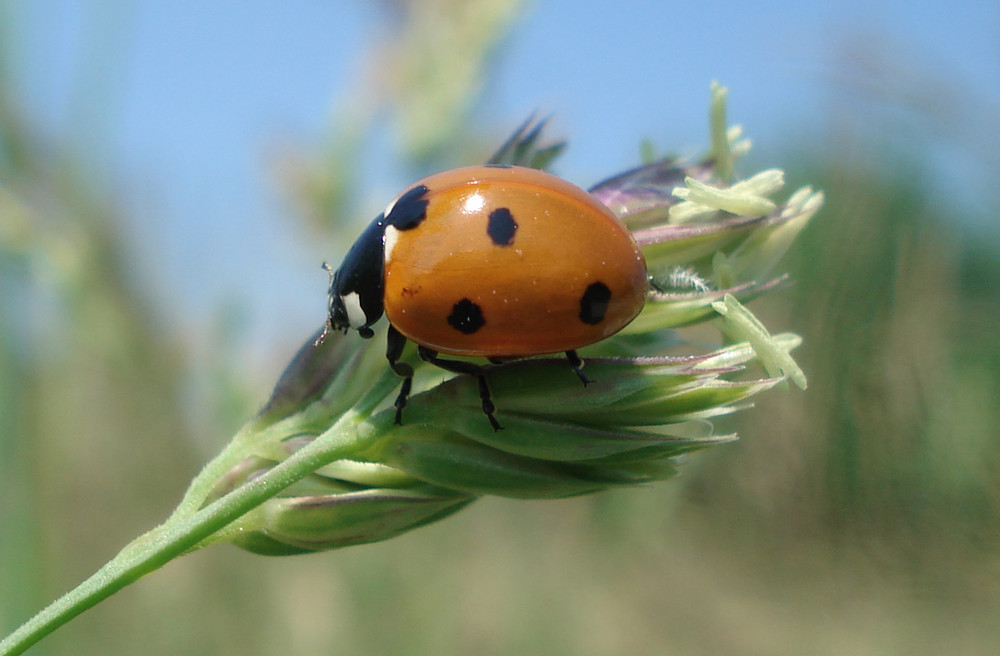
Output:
[{"xmin": 10, "ymin": 0, "xmax": 1000, "ymax": 367}]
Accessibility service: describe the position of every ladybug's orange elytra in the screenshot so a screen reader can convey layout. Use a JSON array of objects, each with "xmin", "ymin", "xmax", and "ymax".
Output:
[{"xmin": 381, "ymin": 165, "xmax": 648, "ymax": 356}]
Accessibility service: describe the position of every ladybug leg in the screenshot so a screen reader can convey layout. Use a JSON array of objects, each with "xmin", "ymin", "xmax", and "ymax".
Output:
[
  {"xmin": 416, "ymin": 346, "xmax": 502, "ymax": 431},
  {"xmin": 565, "ymin": 350, "xmax": 591, "ymax": 386},
  {"xmin": 386, "ymin": 326, "xmax": 415, "ymax": 424}
]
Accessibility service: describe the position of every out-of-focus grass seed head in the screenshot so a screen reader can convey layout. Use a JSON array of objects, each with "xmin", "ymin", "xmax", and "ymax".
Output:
[{"xmin": 211, "ymin": 84, "xmax": 821, "ymax": 555}]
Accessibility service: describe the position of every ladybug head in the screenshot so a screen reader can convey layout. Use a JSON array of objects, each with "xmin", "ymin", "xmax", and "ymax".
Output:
[{"xmin": 323, "ymin": 214, "xmax": 387, "ymax": 340}]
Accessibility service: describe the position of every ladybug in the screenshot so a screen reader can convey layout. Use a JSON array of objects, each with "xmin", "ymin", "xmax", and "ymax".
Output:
[{"xmin": 321, "ymin": 164, "xmax": 648, "ymax": 430}]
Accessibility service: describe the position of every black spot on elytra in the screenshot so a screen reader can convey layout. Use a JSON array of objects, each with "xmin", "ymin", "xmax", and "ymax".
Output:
[
  {"xmin": 487, "ymin": 207, "xmax": 518, "ymax": 246},
  {"xmin": 386, "ymin": 185, "xmax": 430, "ymax": 230},
  {"xmin": 579, "ymin": 282, "xmax": 612, "ymax": 325},
  {"xmin": 447, "ymin": 299, "xmax": 485, "ymax": 334}
]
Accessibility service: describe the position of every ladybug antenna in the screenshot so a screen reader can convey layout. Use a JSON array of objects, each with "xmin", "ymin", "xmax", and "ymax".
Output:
[{"xmin": 315, "ymin": 261, "xmax": 341, "ymax": 347}]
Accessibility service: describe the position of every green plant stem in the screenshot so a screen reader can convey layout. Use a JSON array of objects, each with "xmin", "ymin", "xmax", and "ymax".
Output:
[{"xmin": 0, "ymin": 401, "xmax": 390, "ymax": 656}]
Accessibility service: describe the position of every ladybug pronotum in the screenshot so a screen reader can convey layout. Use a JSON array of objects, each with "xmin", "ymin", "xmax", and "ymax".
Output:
[{"xmin": 322, "ymin": 164, "xmax": 648, "ymax": 430}]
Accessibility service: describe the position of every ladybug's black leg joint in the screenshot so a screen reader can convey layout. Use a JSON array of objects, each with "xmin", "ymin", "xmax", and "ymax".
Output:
[
  {"xmin": 477, "ymin": 375, "xmax": 502, "ymax": 432},
  {"xmin": 386, "ymin": 326, "xmax": 414, "ymax": 424},
  {"xmin": 417, "ymin": 346, "xmax": 502, "ymax": 431},
  {"xmin": 565, "ymin": 350, "xmax": 591, "ymax": 386},
  {"xmin": 393, "ymin": 377, "xmax": 412, "ymax": 425}
]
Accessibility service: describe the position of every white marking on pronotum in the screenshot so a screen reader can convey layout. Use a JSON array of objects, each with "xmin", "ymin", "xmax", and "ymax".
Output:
[
  {"xmin": 341, "ymin": 292, "xmax": 368, "ymax": 329},
  {"xmin": 383, "ymin": 225, "xmax": 400, "ymax": 263},
  {"xmin": 382, "ymin": 196, "xmax": 398, "ymax": 222}
]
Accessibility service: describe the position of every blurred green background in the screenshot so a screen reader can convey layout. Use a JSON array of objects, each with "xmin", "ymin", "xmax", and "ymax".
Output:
[{"xmin": 2, "ymin": 1, "xmax": 999, "ymax": 654}]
